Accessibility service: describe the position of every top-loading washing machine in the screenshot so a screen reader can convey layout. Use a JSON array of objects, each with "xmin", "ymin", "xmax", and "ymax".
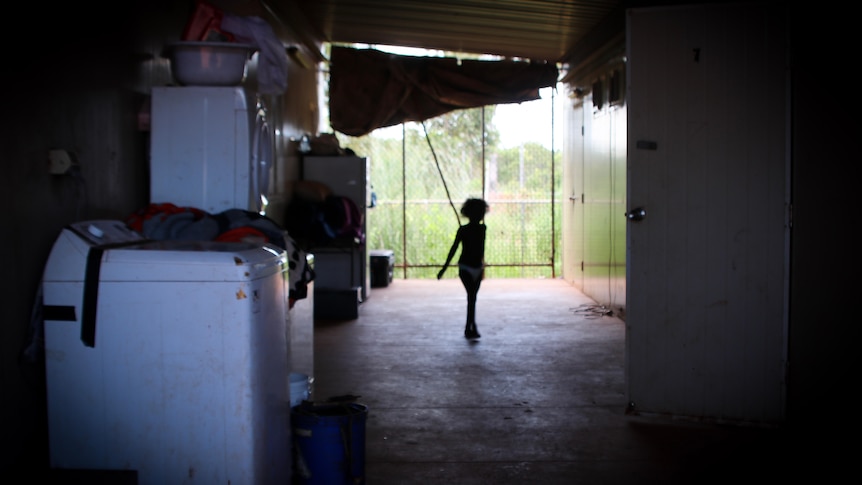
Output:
[
  {"xmin": 41, "ymin": 219, "xmax": 291, "ymax": 484},
  {"xmin": 149, "ymin": 86, "xmax": 274, "ymax": 215}
]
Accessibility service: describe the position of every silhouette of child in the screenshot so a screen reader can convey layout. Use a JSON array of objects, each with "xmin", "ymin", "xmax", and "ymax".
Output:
[{"xmin": 437, "ymin": 198, "xmax": 489, "ymax": 339}]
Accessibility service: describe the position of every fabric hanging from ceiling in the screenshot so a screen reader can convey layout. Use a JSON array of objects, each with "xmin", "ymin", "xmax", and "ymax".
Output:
[{"xmin": 328, "ymin": 45, "xmax": 559, "ymax": 137}]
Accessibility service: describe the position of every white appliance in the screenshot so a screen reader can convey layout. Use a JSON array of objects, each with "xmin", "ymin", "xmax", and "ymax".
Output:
[
  {"xmin": 41, "ymin": 220, "xmax": 291, "ymax": 484},
  {"xmin": 150, "ymin": 86, "xmax": 274, "ymax": 214}
]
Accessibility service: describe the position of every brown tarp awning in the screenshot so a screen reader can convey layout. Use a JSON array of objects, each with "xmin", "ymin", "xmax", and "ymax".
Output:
[{"xmin": 328, "ymin": 46, "xmax": 559, "ymax": 137}]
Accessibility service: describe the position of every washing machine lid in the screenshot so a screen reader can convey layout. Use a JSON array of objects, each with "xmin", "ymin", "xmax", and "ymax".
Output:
[
  {"xmin": 99, "ymin": 239, "xmax": 286, "ymax": 282},
  {"xmin": 42, "ymin": 220, "xmax": 147, "ymax": 282},
  {"xmin": 43, "ymin": 220, "xmax": 286, "ymax": 284}
]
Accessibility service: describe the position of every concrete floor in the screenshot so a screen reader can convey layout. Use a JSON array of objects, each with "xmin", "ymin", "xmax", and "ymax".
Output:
[{"xmin": 310, "ymin": 277, "xmax": 803, "ymax": 485}]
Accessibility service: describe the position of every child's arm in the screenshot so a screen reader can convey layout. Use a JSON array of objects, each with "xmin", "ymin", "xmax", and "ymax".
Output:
[{"xmin": 438, "ymin": 229, "xmax": 461, "ymax": 279}]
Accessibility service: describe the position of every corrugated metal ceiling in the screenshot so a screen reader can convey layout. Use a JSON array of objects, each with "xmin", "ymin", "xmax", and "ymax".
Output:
[{"xmin": 264, "ymin": 0, "xmax": 624, "ymax": 64}]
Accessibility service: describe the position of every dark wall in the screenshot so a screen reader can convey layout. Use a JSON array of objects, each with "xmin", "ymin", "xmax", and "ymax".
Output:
[
  {"xmin": 1, "ymin": 0, "xmax": 203, "ymax": 470},
  {"xmin": 787, "ymin": 7, "xmax": 856, "ymax": 433}
]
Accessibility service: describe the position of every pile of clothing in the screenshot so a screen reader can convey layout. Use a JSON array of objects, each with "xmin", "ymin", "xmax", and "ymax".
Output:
[
  {"xmin": 282, "ymin": 180, "xmax": 365, "ymax": 248},
  {"xmin": 126, "ymin": 203, "xmax": 314, "ymax": 308}
]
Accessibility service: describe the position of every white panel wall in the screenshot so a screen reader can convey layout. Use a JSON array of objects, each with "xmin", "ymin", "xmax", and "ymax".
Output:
[
  {"xmin": 561, "ymin": 81, "xmax": 627, "ymax": 316},
  {"xmin": 561, "ymin": 90, "xmax": 584, "ymax": 289}
]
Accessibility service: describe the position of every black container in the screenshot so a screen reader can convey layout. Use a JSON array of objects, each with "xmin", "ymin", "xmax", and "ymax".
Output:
[{"xmin": 369, "ymin": 249, "xmax": 394, "ymax": 288}]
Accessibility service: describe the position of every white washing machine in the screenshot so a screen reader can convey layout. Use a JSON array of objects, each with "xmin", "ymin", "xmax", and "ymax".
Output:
[
  {"xmin": 41, "ymin": 220, "xmax": 291, "ymax": 484},
  {"xmin": 150, "ymin": 86, "xmax": 274, "ymax": 214}
]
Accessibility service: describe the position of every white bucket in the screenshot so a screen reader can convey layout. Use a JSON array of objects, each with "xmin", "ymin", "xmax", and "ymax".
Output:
[{"xmin": 290, "ymin": 372, "xmax": 312, "ymax": 408}]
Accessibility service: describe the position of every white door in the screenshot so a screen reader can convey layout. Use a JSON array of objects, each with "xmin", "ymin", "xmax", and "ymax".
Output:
[{"xmin": 625, "ymin": 4, "xmax": 789, "ymax": 424}]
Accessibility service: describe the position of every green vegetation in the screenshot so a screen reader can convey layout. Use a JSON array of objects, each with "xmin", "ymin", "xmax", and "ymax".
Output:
[{"xmin": 335, "ymin": 105, "xmax": 562, "ymax": 279}]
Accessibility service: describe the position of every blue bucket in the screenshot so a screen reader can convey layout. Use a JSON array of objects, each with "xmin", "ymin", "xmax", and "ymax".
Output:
[{"xmin": 291, "ymin": 401, "xmax": 368, "ymax": 484}]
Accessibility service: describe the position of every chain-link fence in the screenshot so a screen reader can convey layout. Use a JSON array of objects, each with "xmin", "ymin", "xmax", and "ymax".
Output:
[{"xmin": 336, "ymin": 101, "xmax": 561, "ymax": 280}]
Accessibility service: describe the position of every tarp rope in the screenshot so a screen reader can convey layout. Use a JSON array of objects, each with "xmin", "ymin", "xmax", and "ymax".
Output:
[{"xmin": 421, "ymin": 121, "xmax": 460, "ymax": 223}]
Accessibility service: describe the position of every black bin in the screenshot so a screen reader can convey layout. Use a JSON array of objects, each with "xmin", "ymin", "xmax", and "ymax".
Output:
[{"xmin": 369, "ymin": 249, "xmax": 394, "ymax": 288}]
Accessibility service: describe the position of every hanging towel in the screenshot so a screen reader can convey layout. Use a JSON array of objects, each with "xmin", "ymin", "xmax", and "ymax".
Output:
[{"xmin": 221, "ymin": 14, "xmax": 288, "ymax": 95}]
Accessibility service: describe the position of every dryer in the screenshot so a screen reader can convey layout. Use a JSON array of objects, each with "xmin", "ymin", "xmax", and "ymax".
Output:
[{"xmin": 150, "ymin": 86, "xmax": 273, "ymax": 214}]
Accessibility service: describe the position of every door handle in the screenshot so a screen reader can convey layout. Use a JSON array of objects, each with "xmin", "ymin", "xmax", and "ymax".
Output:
[{"xmin": 625, "ymin": 207, "xmax": 646, "ymax": 221}]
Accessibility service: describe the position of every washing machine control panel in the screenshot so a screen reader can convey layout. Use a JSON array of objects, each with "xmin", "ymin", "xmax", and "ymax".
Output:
[{"xmin": 69, "ymin": 220, "xmax": 145, "ymax": 246}]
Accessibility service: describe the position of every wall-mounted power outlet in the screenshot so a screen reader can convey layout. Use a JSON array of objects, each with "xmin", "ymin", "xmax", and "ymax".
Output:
[{"xmin": 48, "ymin": 149, "xmax": 73, "ymax": 174}]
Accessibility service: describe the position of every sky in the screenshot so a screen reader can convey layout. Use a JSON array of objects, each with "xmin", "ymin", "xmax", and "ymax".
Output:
[{"xmin": 494, "ymin": 87, "xmax": 558, "ymax": 149}]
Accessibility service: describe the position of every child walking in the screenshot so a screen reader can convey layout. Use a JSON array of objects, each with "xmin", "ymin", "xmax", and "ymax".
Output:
[{"xmin": 437, "ymin": 198, "xmax": 489, "ymax": 339}]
